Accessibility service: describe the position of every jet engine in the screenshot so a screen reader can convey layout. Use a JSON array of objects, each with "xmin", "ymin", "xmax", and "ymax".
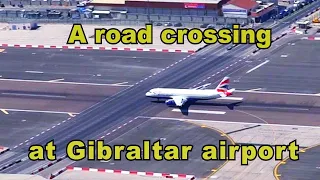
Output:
[{"xmin": 165, "ymin": 99, "xmax": 176, "ymax": 107}]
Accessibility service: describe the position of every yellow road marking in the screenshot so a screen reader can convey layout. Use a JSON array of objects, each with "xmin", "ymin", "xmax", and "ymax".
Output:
[
  {"xmin": 1, "ymin": 109, "xmax": 9, "ymax": 114},
  {"xmin": 185, "ymin": 120, "xmax": 236, "ymax": 180},
  {"xmin": 273, "ymin": 143, "xmax": 320, "ymax": 180}
]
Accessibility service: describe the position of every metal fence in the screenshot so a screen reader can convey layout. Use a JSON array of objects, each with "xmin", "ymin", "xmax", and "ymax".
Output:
[
  {"xmin": 0, "ymin": 0, "xmax": 250, "ymax": 27},
  {"xmin": 0, "ymin": 0, "xmax": 77, "ymax": 6},
  {"xmin": 0, "ymin": 13, "xmax": 250, "ymax": 27}
]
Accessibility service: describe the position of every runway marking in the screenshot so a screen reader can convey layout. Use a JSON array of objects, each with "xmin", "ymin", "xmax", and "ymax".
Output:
[
  {"xmin": 68, "ymin": 113, "xmax": 76, "ymax": 117},
  {"xmin": 246, "ymin": 88, "xmax": 262, "ymax": 92},
  {"xmin": 185, "ymin": 121, "xmax": 235, "ymax": 180},
  {"xmin": 48, "ymin": 78, "xmax": 64, "ymax": 82},
  {"xmin": 0, "ymin": 108, "xmax": 79, "ymax": 114},
  {"xmin": 0, "ymin": 109, "xmax": 9, "ymax": 115},
  {"xmin": 242, "ymin": 105, "xmax": 309, "ymax": 111},
  {"xmin": 236, "ymin": 90, "xmax": 320, "ymax": 96},
  {"xmin": 140, "ymin": 116, "xmax": 320, "ymax": 129},
  {"xmin": 0, "ymin": 78, "xmax": 132, "ymax": 87},
  {"xmin": 217, "ymin": 97, "xmax": 243, "ymax": 101},
  {"xmin": 100, "ymin": 160, "xmax": 110, "ymax": 163},
  {"xmin": 274, "ymin": 143, "xmax": 320, "ymax": 180},
  {"xmin": 25, "ymin": 71, "xmax": 44, "ymax": 74},
  {"xmin": 112, "ymin": 82, "xmax": 128, "ymax": 85},
  {"xmin": 172, "ymin": 109, "xmax": 226, "ymax": 115},
  {"xmin": 235, "ymin": 110, "xmax": 277, "ymax": 145},
  {"xmin": 134, "ymin": 54, "xmax": 195, "ymax": 86},
  {"xmin": 246, "ymin": 60, "xmax": 269, "ymax": 74},
  {"xmin": 12, "ymin": 116, "xmax": 74, "ymax": 149},
  {"xmin": 97, "ymin": 117, "xmax": 139, "ymax": 140},
  {"xmin": 1, "ymin": 92, "xmax": 66, "ymax": 98}
]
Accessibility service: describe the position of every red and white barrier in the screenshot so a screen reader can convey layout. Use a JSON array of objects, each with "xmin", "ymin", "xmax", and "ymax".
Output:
[
  {"xmin": 301, "ymin": 36, "xmax": 320, "ymax": 40},
  {"xmin": 66, "ymin": 166, "xmax": 196, "ymax": 179},
  {"xmin": 0, "ymin": 44, "xmax": 195, "ymax": 53},
  {"xmin": 291, "ymin": 29, "xmax": 304, "ymax": 34}
]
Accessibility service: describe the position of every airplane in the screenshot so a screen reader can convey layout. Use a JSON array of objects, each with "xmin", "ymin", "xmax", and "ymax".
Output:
[{"xmin": 145, "ymin": 77, "xmax": 243, "ymax": 107}]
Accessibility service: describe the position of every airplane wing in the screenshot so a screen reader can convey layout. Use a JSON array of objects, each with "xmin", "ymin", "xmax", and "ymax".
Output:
[
  {"xmin": 193, "ymin": 83, "xmax": 212, "ymax": 90},
  {"xmin": 171, "ymin": 96, "xmax": 188, "ymax": 106}
]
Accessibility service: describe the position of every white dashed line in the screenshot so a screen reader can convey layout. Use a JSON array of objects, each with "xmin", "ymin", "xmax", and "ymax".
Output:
[{"xmin": 12, "ymin": 115, "xmax": 74, "ymax": 149}]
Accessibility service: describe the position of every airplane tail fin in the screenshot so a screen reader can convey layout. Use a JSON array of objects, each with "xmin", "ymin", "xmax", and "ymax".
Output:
[{"xmin": 216, "ymin": 77, "xmax": 235, "ymax": 96}]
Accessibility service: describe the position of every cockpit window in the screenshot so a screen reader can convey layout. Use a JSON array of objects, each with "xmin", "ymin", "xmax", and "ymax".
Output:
[{"xmin": 150, "ymin": 89, "xmax": 157, "ymax": 94}]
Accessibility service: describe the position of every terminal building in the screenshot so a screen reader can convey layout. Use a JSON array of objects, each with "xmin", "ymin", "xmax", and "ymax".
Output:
[
  {"xmin": 87, "ymin": 0, "xmax": 230, "ymax": 16},
  {"xmin": 222, "ymin": 0, "xmax": 277, "ymax": 23},
  {"xmin": 82, "ymin": 0, "xmax": 276, "ymax": 24}
]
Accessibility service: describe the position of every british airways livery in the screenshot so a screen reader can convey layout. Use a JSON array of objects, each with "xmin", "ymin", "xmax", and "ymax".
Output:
[{"xmin": 145, "ymin": 77, "xmax": 243, "ymax": 107}]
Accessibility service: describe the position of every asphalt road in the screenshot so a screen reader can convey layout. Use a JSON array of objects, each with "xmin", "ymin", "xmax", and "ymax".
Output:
[{"xmin": 0, "ymin": 1, "xmax": 319, "ymax": 175}]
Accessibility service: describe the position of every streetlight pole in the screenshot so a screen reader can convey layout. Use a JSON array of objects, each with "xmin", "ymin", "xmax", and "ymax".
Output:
[{"xmin": 147, "ymin": 0, "xmax": 151, "ymax": 23}]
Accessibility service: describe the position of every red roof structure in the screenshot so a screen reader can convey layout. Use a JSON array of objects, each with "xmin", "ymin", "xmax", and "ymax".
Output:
[{"xmin": 227, "ymin": 0, "xmax": 258, "ymax": 10}]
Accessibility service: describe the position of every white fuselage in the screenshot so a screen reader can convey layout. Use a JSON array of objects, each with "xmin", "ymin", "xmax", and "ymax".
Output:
[{"xmin": 145, "ymin": 88, "xmax": 222, "ymax": 100}]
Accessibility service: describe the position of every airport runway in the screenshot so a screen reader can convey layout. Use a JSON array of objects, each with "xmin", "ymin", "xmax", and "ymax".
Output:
[
  {"xmin": 153, "ymin": 91, "xmax": 320, "ymax": 126},
  {"xmin": 0, "ymin": 48, "xmax": 186, "ymax": 84},
  {"xmin": 0, "ymin": 2, "xmax": 319, "ymax": 176},
  {"xmin": 232, "ymin": 39, "xmax": 320, "ymax": 93},
  {"xmin": 73, "ymin": 118, "xmax": 232, "ymax": 178},
  {"xmin": 0, "ymin": 112, "xmax": 69, "ymax": 148},
  {"xmin": 0, "ymin": 79, "xmax": 126, "ymax": 112}
]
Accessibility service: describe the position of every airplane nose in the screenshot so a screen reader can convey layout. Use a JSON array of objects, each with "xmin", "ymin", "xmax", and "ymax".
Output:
[{"xmin": 145, "ymin": 92, "xmax": 151, "ymax": 96}]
